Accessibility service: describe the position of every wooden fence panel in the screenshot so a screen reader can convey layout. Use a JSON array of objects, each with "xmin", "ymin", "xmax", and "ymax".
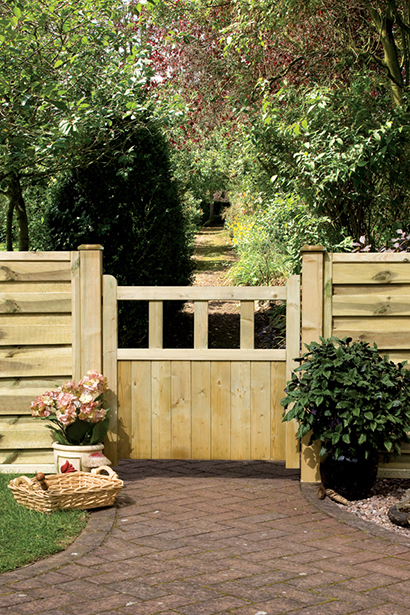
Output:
[
  {"xmin": 0, "ymin": 253, "xmax": 73, "ymax": 472},
  {"xmin": 300, "ymin": 250, "xmax": 410, "ymax": 481},
  {"xmin": 0, "ymin": 248, "xmax": 105, "ymax": 473}
]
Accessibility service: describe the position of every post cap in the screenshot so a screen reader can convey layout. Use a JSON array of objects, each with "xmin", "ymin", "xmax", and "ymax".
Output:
[
  {"xmin": 300, "ymin": 245, "xmax": 326, "ymax": 253},
  {"xmin": 78, "ymin": 245, "xmax": 104, "ymax": 251}
]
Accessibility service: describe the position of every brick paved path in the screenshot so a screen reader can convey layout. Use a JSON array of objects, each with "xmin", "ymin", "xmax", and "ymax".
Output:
[{"xmin": 2, "ymin": 460, "xmax": 410, "ymax": 615}]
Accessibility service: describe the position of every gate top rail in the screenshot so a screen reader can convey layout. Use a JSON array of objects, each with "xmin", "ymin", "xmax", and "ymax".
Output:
[{"xmin": 117, "ymin": 286, "xmax": 287, "ymax": 301}]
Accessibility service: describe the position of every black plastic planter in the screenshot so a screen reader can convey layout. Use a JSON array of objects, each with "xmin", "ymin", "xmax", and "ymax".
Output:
[{"xmin": 319, "ymin": 451, "xmax": 379, "ymax": 500}]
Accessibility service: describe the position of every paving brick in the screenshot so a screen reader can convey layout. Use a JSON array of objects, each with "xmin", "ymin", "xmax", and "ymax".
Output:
[
  {"xmin": 354, "ymin": 558, "xmax": 410, "ymax": 580},
  {"xmin": 315, "ymin": 583, "xmax": 385, "ymax": 608},
  {"xmin": 13, "ymin": 592, "xmax": 87, "ymax": 614},
  {"xmin": 177, "ymin": 596, "xmax": 247, "ymax": 615},
  {"xmin": 361, "ymin": 586, "xmax": 410, "ymax": 608},
  {"xmin": 285, "ymin": 602, "xmax": 366, "ymax": 615},
  {"xmin": 285, "ymin": 570, "xmax": 346, "ymax": 589},
  {"xmin": 337, "ymin": 572, "xmax": 402, "ymax": 591},
  {"xmin": 347, "ymin": 606, "xmax": 410, "ymax": 615},
  {"xmin": 272, "ymin": 584, "xmax": 334, "ymax": 606}
]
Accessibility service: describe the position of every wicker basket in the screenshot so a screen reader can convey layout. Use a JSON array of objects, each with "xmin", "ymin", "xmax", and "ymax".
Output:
[{"xmin": 8, "ymin": 466, "xmax": 123, "ymax": 513}]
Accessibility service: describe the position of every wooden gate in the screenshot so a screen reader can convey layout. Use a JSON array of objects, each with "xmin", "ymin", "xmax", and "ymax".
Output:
[{"xmin": 102, "ymin": 278, "xmax": 301, "ymax": 467}]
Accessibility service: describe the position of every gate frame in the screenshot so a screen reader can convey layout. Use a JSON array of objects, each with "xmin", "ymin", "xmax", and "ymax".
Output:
[{"xmin": 101, "ymin": 275, "xmax": 301, "ymax": 468}]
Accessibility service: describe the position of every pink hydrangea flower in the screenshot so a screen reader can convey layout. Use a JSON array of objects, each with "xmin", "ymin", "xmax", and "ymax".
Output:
[{"xmin": 30, "ymin": 372, "xmax": 110, "ymax": 445}]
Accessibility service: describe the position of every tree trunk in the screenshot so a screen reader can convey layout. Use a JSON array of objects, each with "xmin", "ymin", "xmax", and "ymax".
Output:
[
  {"xmin": 368, "ymin": 3, "xmax": 404, "ymax": 107},
  {"xmin": 6, "ymin": 197, "xmax": 14, "ymax": 251},
  {"xmin": 7, "ymin": 174, "xmax": 29, "ymax": 251}
]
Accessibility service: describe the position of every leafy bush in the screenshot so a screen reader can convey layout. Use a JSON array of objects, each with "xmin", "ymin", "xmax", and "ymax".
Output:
[
  {"xmin": 282, "ymin": 337, "xmax": 410, "ymax": 460},
  {"xmin": 225, "ymin": 194, "xmax": 350, "ymax": 283},
  {"xmin": 41, "ymin": 117, "xmax": 194, "ymax": 346},
  {"xmin": 253, "ymin": 79, "xmax": 410, "ymax": 244}
]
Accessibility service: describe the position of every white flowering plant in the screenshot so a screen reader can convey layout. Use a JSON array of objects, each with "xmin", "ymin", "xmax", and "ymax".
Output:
[{"xmin": 30, "ymin": 371, "xmax": 110, "ymax": 446}]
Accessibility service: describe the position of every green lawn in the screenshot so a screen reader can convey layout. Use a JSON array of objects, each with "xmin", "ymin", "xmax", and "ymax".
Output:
[{"xmin": 0, "ymin": 474, "xmax": 88, "ymax": 573}]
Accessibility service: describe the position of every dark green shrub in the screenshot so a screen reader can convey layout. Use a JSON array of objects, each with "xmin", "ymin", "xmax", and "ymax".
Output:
[
  {"xmin": 282, "ymin": 336, "xmax": 410, "ymax": 460},
  {"xmin": 44, "ymin": 117, "xmax": 194, "ymax": 346}
]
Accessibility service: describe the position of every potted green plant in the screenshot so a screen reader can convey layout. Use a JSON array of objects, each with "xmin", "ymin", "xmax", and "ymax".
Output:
[
  {"xmin": 281, "ymin": 337, "xmax": 410, "ymax": 499},
  {"xmin": 30, "ymin": 371, "xmax": 110, "ymax": 472}
]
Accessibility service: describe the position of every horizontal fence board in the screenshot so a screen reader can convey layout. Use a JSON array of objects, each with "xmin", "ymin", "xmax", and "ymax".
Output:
[
  {"xmin": 0, "ymin": 252, "xmax": 71, "ymax": 261},
  {"xmin": 117, "ymin": 286, "xmax": 287, "ymax": 301},
  {"xmin": 333, "ymin": 263, "xmax": 410, "ymax": 285},
  {"xmin": 0, "ymin": 316, "xmax": 72, "ymax": 346},
  {"xmin": 0, "ymin": 377, "xmax": 67, "ymax": 414},
  {"xmin": 333, "ymin": 253, "xmax": 410, "ymax": 263},
  {"xmin": 118, "ymin": 348, "xmax": 286, "ymax": 362},
  {"xmin": 333, "ymin": 318, "xmax": 410, "ymax": 349},
  {"xmin": 0, "ymin": 346, "xmax": 72, "ymax": 377},
  {"xmin": 0, "ymin": 464, "xmax": 55, "ymax": 473},
  {"xmin": 334, "ymin": 284, "xmax": 410, "ymax": 296},
  {"xmin": 0, "ymin": 449, "xmax": 54, "ymax": 465},
  {"xmin": 0, "ymin": 416, "xmax": 54, "ymax": 449},
  {"xmin": 381, "ymin": 351, "xmax": 410, "ymax": 364},
  {"xmin": 377, "ymin": 467, "xmax": 410, "ymax": 478},
  {"xmin": 0, "ymin": 282, "xmax": 71, "ymax": 294},
  {"xmin": 0, "ymin": 262, "xmax": 71, "ymax": 282},
  {"xmin": 0, "ymin": 293, "xmax": 71, "ymax": 314},
  {"xmin": 333, "ymin": 295, "xmax": 410, "ymax": 316}
]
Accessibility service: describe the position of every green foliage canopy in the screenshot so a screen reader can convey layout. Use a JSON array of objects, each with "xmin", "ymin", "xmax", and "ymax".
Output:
[{"xmin": 0, "ymin": 0, "xmax": 154, "ymax": 249}]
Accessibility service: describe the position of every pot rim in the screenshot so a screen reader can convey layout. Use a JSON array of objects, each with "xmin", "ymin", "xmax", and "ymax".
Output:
[{"xmin": 52, "ymin": 442, "xmax": 104, "ymax": 451}]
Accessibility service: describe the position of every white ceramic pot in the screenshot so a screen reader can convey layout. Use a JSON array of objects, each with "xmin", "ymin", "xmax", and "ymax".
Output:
[{"xmin": 52, "ymin": 442, "xmax": 104, "ymax": 473}]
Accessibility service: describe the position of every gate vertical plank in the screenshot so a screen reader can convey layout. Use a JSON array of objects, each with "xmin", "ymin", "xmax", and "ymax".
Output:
[
  {"xmin": 250, "ymin": 362, "xmax": 271, "ymax": 460},
  {"xmin": 285, "ymin": 274, "xmax": 301, "ymax": 469},
  {"xmin": 211, "ymin": 362, "xmax": 231, "ymax": 459},
  {"xmin": 103, "ymin": 275, "xmax": 118, "ymax": 465},
  {"xmin": 152, "ymin": 361, "xmax": 172, "ymax": 459},
  {"xmin": 194, "ymin": 301, "xmax": 208, "ymax": 349},
  {"xmin": 171, "ymin": 361, "xmax": 191, "ymax": 459},
  {"xmin": 271, "ymin": 361, "xmax": 287, "ymax": 460},
  {"xmin": 118, "ymin": 361, "xmax": 132, "ymax": 459},
  {"xmin": 132, "ymin": 361, "xmax": 151, "ymax": 458},
  {"xmin": 192, "ymin": 361, "xmax": 211, "ymax": 459},
  {"xmin": 240, "ymin": 301, "xmax": 254, "ymax": 349},
  {"xmin": 149, "ymin": 301, "xmax": 163, "ymax": 349},
  {"xmin": 231, "ymin": 361, "xmax": 251, "ymax": 459}
]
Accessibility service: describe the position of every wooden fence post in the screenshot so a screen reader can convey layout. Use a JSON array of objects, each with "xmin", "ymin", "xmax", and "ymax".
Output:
[
  {"xmin": 285, "ymin": 274, "xmax": 301, "ymax": 469},
  {"xmin": 74, "ymin": 245, "xmax": 103, "ymax": 377},
  {"xmin": 103, "ymin": 275, "xmax": 118, "ymax": 465},
  {"xmin": 300, "ymin": 246, "xmax": 326, "ymax": 482}
]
